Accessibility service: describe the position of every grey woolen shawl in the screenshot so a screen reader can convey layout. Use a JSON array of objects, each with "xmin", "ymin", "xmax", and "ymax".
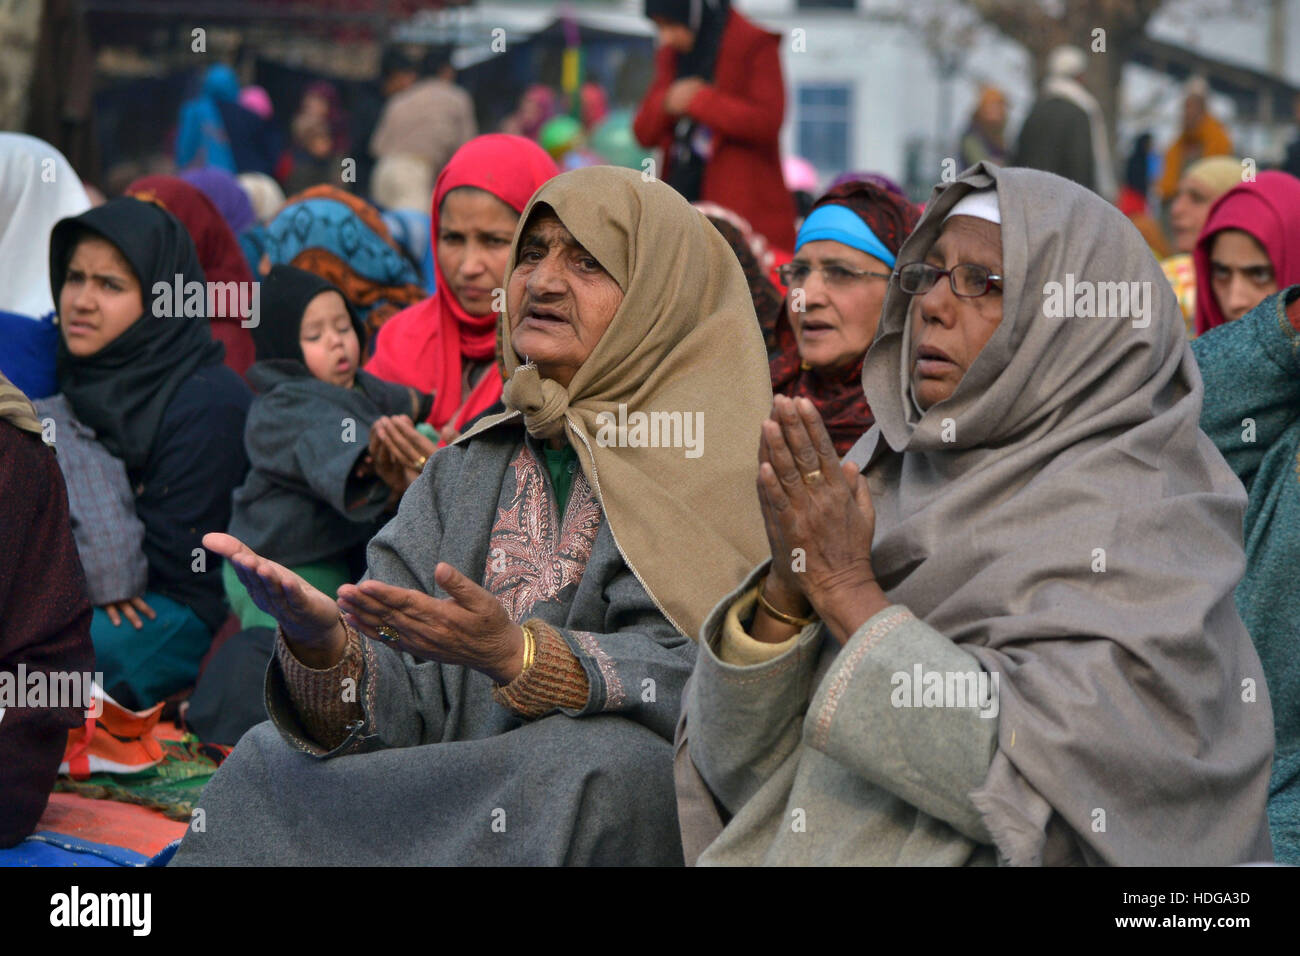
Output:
[{"xmin": 848, "ymin": 163, "xmax": 1273, "ymax": 864}]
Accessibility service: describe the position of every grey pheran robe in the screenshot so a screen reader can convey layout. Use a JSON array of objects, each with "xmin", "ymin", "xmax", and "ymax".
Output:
[{"xmin": 172, "ymin": 424, "xmax": 694, "ymax": 865}]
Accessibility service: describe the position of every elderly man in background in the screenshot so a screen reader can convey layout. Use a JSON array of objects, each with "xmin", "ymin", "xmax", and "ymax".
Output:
[{"xmin": 1012, "ymin": 45, "xmax": 1116, "ymax": 200}]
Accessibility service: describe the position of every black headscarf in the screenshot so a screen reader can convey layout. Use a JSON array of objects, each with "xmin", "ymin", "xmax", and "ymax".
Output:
[
  {"xmin": 252, "ymin": 264, "xmax": 365, "ymax": 366},
  {"xmin": 644, "ymin": 0, "xmax": 732, "ymax": 201},
  {"xmin": 51, "ymin": 197, "xmax": 224, "ymax": 472}
]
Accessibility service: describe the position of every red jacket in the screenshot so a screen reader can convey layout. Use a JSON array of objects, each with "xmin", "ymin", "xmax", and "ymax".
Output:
[{"xmin": 634, "ymin": 9, "xmax": 796, "ymax": 252}]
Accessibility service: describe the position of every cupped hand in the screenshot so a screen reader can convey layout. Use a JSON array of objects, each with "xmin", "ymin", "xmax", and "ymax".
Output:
[
  {"xmin": 337, "ymin": 562, "xmax": 524, "ymax": 685},
  {"xmin": 203, "ymin": 532, "xmax": 347, "ymax": 666}
]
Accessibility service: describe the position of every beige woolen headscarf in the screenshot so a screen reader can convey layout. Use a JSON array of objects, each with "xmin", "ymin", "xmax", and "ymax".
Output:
[
  {"xmin": 850, "ymin": 162, "xmax": 1273, "ymax": 864},
  {"xmin": 459, "ymin": 165, "xmax": 773, "ymax": 639},
  {"xmin": 0, "ymin": 372, "xmax": 42, "ymax": 436}
]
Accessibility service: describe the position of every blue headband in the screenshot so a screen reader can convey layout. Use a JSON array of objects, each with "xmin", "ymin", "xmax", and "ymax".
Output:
[{"xmin": 795, "ymin": 204, "xmax": 896, "ymax": 268}]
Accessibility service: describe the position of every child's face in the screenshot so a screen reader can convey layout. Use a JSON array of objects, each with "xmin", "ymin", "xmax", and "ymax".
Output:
[{"xmin": 299, "ymin": 290, "xmax": 359, "ymax": 387}]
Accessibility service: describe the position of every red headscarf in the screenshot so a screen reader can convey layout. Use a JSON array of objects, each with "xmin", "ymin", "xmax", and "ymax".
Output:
[
  {"xmin": 1193, "ymin": 170, "xmax": 1300, "ymax": 335},
  {"xmin": 769, "ymin": 179, "xmax": 920, "ymax": 455},
  {"xmin": 126, "ymin": 174, "xmax": 255, "ymax": 378},
  {"xmin": 364, "ymin": 135, "xmax": 559, "ymax": 432}
]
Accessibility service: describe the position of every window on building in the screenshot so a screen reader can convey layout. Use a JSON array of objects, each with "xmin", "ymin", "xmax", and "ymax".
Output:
[{"xmin": 797, "ymin": 83, "xmax": 852, "ymax": 178}]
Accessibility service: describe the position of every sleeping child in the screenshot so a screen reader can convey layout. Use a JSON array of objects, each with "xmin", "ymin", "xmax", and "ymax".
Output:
[{"xmin": 224, "ymin": 265, "xmax": 432, "ymax": 628}]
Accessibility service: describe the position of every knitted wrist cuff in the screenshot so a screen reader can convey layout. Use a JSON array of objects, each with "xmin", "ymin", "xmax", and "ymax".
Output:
[
  {"xmin": 491, "ymin": 619, "xmax": 590, "ymax": 719},
  {"xmin": 276, "ymin": 618, "xmax": 364, "ymax": 748}
]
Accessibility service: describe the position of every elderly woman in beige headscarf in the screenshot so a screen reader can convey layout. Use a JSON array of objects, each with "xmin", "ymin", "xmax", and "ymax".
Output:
[
  {"xmin": 173, "ymin": 166, "xmax": 772, "ymax": 866},
  {"xmin": 675, "ymin": 163, "xmax": 1274, "ymax": 866}
]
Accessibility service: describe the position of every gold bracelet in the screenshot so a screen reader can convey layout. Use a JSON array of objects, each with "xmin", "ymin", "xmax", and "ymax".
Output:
[
  {"xmin": 519, "ymin": 623, "xmax": 536, "ymax": 673},
  {"xmin": 756, "ymin": 589, "xmax": 817, "ymax": 628}
]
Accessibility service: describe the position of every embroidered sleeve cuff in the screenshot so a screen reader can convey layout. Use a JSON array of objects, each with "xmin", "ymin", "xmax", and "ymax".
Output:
[
  {"xmin": 276, "ymin": 621, "xmax": 365, "ymax": 751},
  {"xmin": 805, "ymin": 604, "xmax": 997, "ymax": 843},
  {"xmin": 491, "ymin": 619, "xmax": 590, "ymax": 719},
  {"xmin": 717, "ymin": 583, "xmax": 805, "ymax": 667}
]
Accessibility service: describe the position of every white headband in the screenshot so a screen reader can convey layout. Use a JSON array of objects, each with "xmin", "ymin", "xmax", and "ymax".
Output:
[{"xmin": 943, "ymin": 188, "xmax": 1002, "ymax": 225}]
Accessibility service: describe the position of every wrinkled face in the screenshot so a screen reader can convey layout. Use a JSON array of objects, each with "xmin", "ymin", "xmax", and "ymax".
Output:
[
  {"xmin": 1169, "ymin": 174, "xmax": 1225, "ymax": 254},
  {"xmin": 787, "ymin": 239, "xmax": 891, "ymax": 374},
  {"xmin": 651, "ymin": 17, "xmax": 694, "ymax": 52},
  {"xmin": 909, "ymin": 216, "xmax": 1004, "ymax": 409},
  {"xmin": 59, "ymin": 236, "xmax": 144, "ymax": 357},
  {"xmin": 507, "ymin": 212, "xmax": 624, "ymax": 390},
  {"xmin": 298, "ymin": 290, "xmax": 360, "ymax": 387},
  {"xmin": 437, "ymin": 187, "xmax": 519, "ymax": 317},
  {"xmin": 1209, "ymin": 228, "xmax": 1277, "ymax": 322}
]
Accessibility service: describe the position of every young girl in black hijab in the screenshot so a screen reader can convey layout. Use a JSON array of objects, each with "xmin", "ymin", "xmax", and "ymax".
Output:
[
  {"xmin": 51, "ymin": 197, "xmax": 253, "ymax": 710},
  {"xmin": 223, "ymin": 265, "xmax": 431, "ymax": 630}
]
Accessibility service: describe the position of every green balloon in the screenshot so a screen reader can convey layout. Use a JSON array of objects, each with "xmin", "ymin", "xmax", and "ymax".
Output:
[
  {"xmin": 539, "ymin": 115, "xmax": 584, "ymax": 158},
  {"xmin": 588, "ymin": 110, "xmax": 651, "ymax": 170}
]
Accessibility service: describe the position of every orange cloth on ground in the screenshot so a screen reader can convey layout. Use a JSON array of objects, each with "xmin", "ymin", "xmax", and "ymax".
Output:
[{"xmin": 36, "ymin": 793, "xmax": 187, "ymax": 857}]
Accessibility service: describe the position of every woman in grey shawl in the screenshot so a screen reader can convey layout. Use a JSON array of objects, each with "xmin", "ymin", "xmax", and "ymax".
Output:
[
  {"xmin": 674, "ymin": 163, "xmax": 1275, "ymax": 866},
  {"xmin": 170, "ymin": 166, "xmax": 772, "ymax": 866}
]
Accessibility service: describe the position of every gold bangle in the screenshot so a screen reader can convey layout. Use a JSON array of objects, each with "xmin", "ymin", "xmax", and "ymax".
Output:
[
  {"xmin": 519, "ymin": 623, "xmax": 536, "ymax": 673},
  {"xmin": 756, "ymin": 589, "xmax": 817, "ymax": 628}
]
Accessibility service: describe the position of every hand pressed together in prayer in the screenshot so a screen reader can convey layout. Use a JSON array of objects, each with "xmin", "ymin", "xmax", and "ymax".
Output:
[
  {"xmin": 754, "ymin": 395, "xmax": 891, "ymax": 646},
  {"xmin": 202, "ymin": 532, "xmax": 526, "ymax": 684}
]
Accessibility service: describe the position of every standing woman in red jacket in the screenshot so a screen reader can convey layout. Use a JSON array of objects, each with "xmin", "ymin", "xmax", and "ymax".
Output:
[{"xmin": 634, "ymin": 0, "xmax": 797, "ymax": 253}]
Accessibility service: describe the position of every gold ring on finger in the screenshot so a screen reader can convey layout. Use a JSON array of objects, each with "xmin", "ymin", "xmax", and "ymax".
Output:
[
  {"xmin": 377, "ymin": 624, "xmax": 401, "ymax": 644},
  {"xmin": 415, "ymin": 456, "xmax": 428, "ymax": 468},
  {"xmin": 801, "ymin": 469, "xmax": 823, "ymax": 485}
]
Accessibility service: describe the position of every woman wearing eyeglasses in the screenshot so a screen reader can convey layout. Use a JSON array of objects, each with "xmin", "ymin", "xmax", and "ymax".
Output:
[
  {"xmin": 673, "ymin": 164, "xmax": 1274, "ymax": 866},
  {"xmin": 769, "ymin": 180, "xmax": 920, "ymax": 455}
]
